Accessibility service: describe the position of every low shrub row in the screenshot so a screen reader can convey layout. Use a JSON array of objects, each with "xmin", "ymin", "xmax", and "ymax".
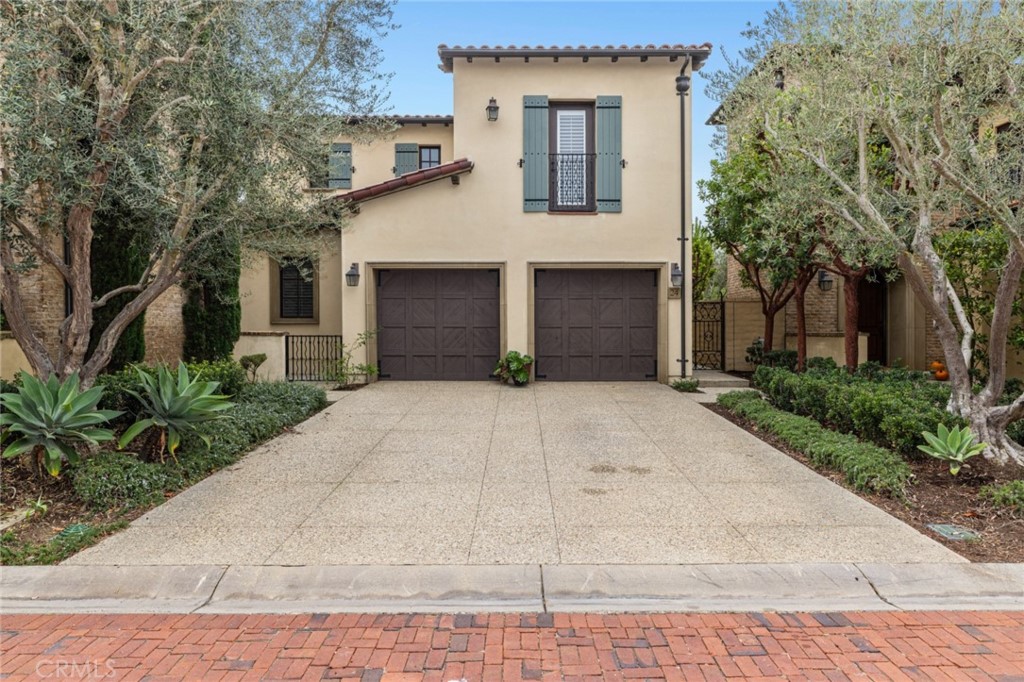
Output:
[
  {"xmin": 71, "ymin": 381, "xmax": 327, "ymax": 510},
  {"xmin": 752, "ymin": 365, "xmax": 964, "ymax": 456},
  {"xmin": 717, "ymin": 390, "xmax": 913, "ymax": 498}
]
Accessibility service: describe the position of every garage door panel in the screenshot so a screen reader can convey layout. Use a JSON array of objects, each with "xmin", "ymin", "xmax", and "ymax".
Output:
[
  {"xmin": 568, "ymin": 328, "xmax": 593, "ymax": 354},
  {"xmin": 535, "ymin": 268, "xmax": 657, "ymax": 381},
  {"xmin": 377, "ymin": 269, "xmax": 500, "ymax": 380},
  {"xmin": 599, "ymin": 327, "xmax": 624, "ymax": 353}
]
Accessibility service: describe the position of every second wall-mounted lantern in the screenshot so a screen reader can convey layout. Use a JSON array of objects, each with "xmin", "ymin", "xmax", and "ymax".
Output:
[
  {"xmin": 346, "ymin": 263, "xmax": 360, "ymax": 287},
  {"xmin": 818, "ymin": 269, "xmax": 833, "ymax": 292},
  {"xmin": 486, "ymin": 97, "xmax": 499, "ymax": 122},
  {"xmin": 670, "ymin": 263, "xmax": 683, "ymax": 288}
]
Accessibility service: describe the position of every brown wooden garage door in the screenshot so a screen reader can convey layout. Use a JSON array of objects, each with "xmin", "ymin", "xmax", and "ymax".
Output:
[
  {"xmin": 377, "ymin": 269, "xmax": 500, "ymax": 380},
  {"xmin": 535, "ymin": 269, "xmax": 658, "ymax": 381}
]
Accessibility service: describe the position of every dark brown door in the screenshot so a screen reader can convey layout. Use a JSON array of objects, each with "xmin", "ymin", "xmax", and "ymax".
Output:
[
  {"xmin": 535, "ymin": 269, "xmax": 657, "ymax": 381},
  {"xmin": 858, "ymin": 276, "xmax": 887, "ymax": 364},
  {"xmin": 377, "ymin": 269, "xmax": 500, "ymax": 380}
]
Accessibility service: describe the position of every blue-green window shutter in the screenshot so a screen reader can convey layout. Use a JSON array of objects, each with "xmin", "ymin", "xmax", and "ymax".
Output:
[
  {"xmin": 328, "ymin": 143, "xmax": 352, "ymax": 189},
  {"xmin": 596, "ymin": 96, "xmax": 622, "ymax": 213},
  {"xmin": 523, "ymin": 95, "xmax": 549, "ymax": 212},
  {"xmin": 394, "ymin": 143, "xmax": 419, "ymax": 176}
]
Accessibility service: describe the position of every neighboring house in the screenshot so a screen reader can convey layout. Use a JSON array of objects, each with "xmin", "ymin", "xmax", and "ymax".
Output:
[
  {"xmin": 704, "ymin": 95, "xmax": 1023, "ymax": 378},
  {"xmin": 237, "ymin": 43, "xmax": 713, "ymax": 382}
]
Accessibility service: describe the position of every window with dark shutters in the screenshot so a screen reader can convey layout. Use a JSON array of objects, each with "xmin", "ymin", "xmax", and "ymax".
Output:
[{"xmin": 279, "ymin": 261, "xmax": 315, "ymax": 319}]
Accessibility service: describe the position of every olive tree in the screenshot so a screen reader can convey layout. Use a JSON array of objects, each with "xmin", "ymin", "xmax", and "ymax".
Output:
[
  {"xmin": 0, "ymin": 0, "xmax": 394, "ymax": 384},
  {"xmin": 718, "ymin": 0, "xmax": 1024, "ymax": 466}
]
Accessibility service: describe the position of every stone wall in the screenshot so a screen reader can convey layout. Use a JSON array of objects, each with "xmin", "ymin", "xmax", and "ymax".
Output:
[{"xmin": 143, "ymin": 285, "xmax": 185, "ymax": 364}]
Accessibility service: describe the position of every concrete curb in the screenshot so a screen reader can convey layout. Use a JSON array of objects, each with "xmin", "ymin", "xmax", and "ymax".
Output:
[{"xmin": 1, "ymin": 563, "xmax": 1020, "ymax": 614}]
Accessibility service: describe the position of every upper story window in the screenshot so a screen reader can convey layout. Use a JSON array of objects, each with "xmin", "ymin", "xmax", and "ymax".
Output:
[
  {"xmin": 419, "ymin": 145, "xmax": 441, "ymax": 169},
  {"xmin": 309, "ymin": 143, "xmax": 352, "ymax": 189},
  {"xmin": 522, "ymin": 95, "xmax": 622, "ymax": 214},
  {"xmin": 550, "ymin": 104, "xmax": 595, "ymax": 211}
]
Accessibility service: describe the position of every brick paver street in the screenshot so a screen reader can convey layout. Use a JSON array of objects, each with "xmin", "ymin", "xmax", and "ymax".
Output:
[{"xmin": 2, "ymin": 611, "xmax": 1022, "ymax": 681}]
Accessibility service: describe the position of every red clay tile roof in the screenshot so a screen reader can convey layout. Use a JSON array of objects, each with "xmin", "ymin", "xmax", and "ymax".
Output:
[
  {"xmin": 437, "ymin": 43, "xmax": 713, "ymax": 72},
  {"xmin": 394, "ymin": 115, "xmax": 453, "ymax": 125},
  {"xmin": 331, "ymin": 158, "xmax": 473, "ymax": 207}
]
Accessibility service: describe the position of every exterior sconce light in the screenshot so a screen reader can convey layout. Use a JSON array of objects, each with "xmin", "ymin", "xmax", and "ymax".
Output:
[
  {"xmin": 774, "ymin": 68, "xmax": 785, "ymax": 90},
  {"xmin": 345, "ymin": 263, "xmax": 360, "ymax": 287},
  {"xmin": 818, "ymin": 269, "xmax": 833, "ymax": 292},
  {"xmin": 670, "ymin": 263, "xmax": 683, "ymax": 288},
  {"xmin": 486, "ymin": 97, "xmax": 499, "ymax": 122}
]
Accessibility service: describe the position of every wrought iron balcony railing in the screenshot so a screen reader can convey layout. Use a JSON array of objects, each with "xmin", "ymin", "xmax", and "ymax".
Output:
[{"xmin": 549, "ymin": 153, "xmax": 596, "ymax": 212}]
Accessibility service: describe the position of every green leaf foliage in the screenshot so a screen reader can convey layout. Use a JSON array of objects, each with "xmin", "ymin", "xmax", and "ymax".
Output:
[
  {"xmin": 752, "ymin": 365, "xmax": 965, "ymax": 456},
  {"xmin": 0, "ymin": 372, "xmax": 121, "ymax": 477},
  {"xmin": 495, "ymin": 351, "xmax": 535, "ymax": 386},
  {"xmin": 717, "ymin": 390, "xmax": 911, "ymax": 497},
  {"xmin": 118, "ymin": 363, "xmax": 234, "ymax": 458},
  {"xmin": 979, "ymin": 481, "xmax": 1024, "ymax": 518},
  {"xmin": 917, "ymin": 424, "xmax": 987, "ymax": 476},
  {"xmin": 72, "ymin": 451, "xmax": 183, "ymax": 510}
]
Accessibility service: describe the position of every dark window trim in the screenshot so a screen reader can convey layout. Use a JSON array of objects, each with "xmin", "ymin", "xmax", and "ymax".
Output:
[
  {"xmin": 548, "ymin": 102, "xmax": 595, "ymax": 212},
  {"xmin": 270, "ymin": 258, "xmax": 320, "ymax": 324},
  {"xmin": 418, "ymin": 145, "xmax": 442, "ymax": 169}
]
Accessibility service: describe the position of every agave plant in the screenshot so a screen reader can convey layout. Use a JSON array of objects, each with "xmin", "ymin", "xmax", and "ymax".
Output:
[
  {"xmin": 118, "ymin": 363, "xmax": 234, "ymax": 461},
  {"xmin": 918, "ymin": 424, "xmax": 988, "ymax": 475},
  {"xmin": 0, "ymin": 372, "xmax": 121, "ymax": 477}
]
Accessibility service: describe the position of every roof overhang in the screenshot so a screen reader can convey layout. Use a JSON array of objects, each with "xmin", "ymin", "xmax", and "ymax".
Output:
[
  {"xmin": 438, "ymin": 43, "xmax": 713, "ymax": 73},
  {"xmin": 331, "ymin": 158, "xmax": 474, "ymax": 209}
]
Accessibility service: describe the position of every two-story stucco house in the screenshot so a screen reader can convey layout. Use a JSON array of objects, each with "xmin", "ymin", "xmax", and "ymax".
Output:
[{"xmin": 237, "ymin": 43, "xmax": 713, "ymax": 383}]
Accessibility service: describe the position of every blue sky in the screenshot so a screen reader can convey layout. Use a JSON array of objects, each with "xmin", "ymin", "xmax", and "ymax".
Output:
[{"xmin": 377, "ymin": 0, "xmax": 774, "ymax": 221}]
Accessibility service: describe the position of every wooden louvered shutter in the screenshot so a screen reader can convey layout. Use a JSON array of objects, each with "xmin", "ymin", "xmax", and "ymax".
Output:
[
  {"xmin": 279, "ymin": 262, "xmax": 315, "ymax": 319},
  {"xmin": 595, "ymin": 96, "xmax": 622, "ymax": 213},
  {"xmin": 523, "ymin": 95, "xmax": 549, "ymax": 212},
  {"xmin": 329, "ymin": 143, "xmax": 352, "ymax": 189},
  {"xmin": 394, "ymin": 143, "xmax": 419, "ymax": 176}
]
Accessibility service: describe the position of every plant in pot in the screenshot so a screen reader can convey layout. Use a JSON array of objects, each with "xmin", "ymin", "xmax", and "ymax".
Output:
[{"xmin": 494, "ymin": 351, "xmax": 534, "ymax": 386}]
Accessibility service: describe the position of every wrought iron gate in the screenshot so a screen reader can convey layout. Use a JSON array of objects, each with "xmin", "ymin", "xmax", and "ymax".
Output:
[
  {"xmin": 285, "ymin": 335, "xmax": 344, "ymax": 381},
  {"xmin": 693, "ymin": 300, "xmax": 725, "ymax": 370}
]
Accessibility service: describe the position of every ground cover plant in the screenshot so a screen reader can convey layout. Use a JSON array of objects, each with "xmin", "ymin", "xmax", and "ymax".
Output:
[{"xmin": 0, "ymin": 361, "xmax": 326, "ymax": 565}]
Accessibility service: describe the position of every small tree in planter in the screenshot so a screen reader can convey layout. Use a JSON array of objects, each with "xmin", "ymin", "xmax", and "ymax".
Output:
[{"xmin": 495, "ymin": 351, "xmax": 534, "ymax": 386}]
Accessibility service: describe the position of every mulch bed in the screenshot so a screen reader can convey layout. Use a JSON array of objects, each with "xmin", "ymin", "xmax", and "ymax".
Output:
[
  {"xmin": 706, "ymin": 402, "xmax": 1024, "ymax": 563},
  {"xmin": 0, "ymin": 460, "xmax": 152, "ymax": 554}
]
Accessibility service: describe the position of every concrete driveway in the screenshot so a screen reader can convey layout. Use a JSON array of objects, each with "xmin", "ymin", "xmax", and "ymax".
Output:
[{"xmin": 67, "ymin": 382, "xmax": 962, "ymax": 566}]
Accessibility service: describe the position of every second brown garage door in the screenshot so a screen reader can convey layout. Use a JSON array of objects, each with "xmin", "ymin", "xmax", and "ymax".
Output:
[
  {"xmin": 377, "ymin": 269, "xmax": 500, "ymax": 380},
  {"xmin": 535, "ymin": 269, "xmax": 658, "ymax": 381}
]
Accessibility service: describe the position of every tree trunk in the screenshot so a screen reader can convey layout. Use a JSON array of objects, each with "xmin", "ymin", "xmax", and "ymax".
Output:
[
  {"xmin": 763, "ymin": 307, "xmax": 776, "ymax": 353},
  {"xmin": 842, "ymin": 271, "xmax": 865, "ymax": 371}
]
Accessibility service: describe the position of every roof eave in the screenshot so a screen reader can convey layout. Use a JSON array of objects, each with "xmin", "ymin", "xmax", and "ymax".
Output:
[{"xmin": 437, "ymin": 45, "xmax": 713, "ymax": 73}]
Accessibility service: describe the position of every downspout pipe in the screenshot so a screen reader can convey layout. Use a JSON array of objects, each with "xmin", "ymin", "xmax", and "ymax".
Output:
[{"xmin": 676, "ymin": 59, "xmax": 691, "ymax": 377}]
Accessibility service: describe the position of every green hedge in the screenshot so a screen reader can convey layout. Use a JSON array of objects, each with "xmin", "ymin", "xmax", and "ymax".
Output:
[
  {"xmin": 72, "ymin": 451, "xmax": 183, "ymax": 510},
  {"xmin": 718, "ymin": 390, "xmax": 912, "ymax": 497},
  {"xmin": 752, "ymin": 365, "xmax": 964, "ymax": 456}
]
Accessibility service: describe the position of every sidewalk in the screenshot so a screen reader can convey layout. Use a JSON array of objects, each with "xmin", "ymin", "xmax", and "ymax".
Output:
[{"xmin": 3, "ymin": 611, "xmax": 1022, "ymax": 681}]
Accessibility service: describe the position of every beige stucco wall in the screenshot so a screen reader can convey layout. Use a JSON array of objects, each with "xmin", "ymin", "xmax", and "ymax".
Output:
[
  {"xmin": 233, "ymin": 332, "xmax": 287, "ymax": 381},
  {"xmin": 350, "ymin": 124, "xmax": 454, "ymax": 188},
  {"xmin": 332, "ymin": 58, "xmax": 690, "ymax": 380},
  {"xmin": 724, "ymin": 301, "xmax": 786, "ymax": 372},
  {"xmin": 238, "ymin": 241, "xmax": 344, "ymax": 336},
  {"xmin": 1, "ymin": 334, "xmax": 33, "ymax": 380}
]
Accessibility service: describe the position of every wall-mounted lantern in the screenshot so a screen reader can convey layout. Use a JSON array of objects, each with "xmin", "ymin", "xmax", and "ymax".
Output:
[
  {"xmin": 670, "ymin": 263, "xmax": 683, "ymax": 288},
  {"xmin": 346, "ymin": 263, "xmax": 360, "ymax": 287},
  {"xmin": 818, "ymin": 269, "xmax": 833, "ymax": 292},
  {"xmin": 486, "ymin": 97, "xmax": 499, "ymax": 122}
]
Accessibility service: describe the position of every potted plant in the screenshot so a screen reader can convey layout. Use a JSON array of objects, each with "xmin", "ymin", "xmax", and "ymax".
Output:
[{"xmin": 494, "ymin": 351, "xmax": 534, "ymax": 386}]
